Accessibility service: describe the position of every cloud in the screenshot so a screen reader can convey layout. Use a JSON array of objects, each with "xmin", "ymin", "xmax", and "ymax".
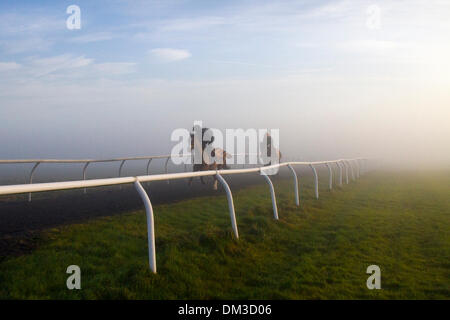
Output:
[
  {"xmin": 159, "ymin": 16, "xmax": 227, "ymax": 31},
  {"xmin": 0, "ymin": 12, "xmax": 63, "ymax": 53},
  {"xmin": 307, "ymin": 0, "xmax": 353, "ymax": 18},
  {"xmin": 0, "ymin": 62, "xmax": 21, "ymax": 72},
  {"xmin": 68, "ymin": 32, "xmax": 115, "ymax": 43},
  {"xmin": 0, "ymin": 13, "xmax": 63, "ymax": 36},
  {"xmin": 31, "ymin": 54, "xmax": 92, "ymax": 68},
  {"xmin": 0, "ymin": 54, "xmax": 137, "ymax": 83},
  {"xmin": 0, "ymin": 37, "xmax": 53, "ymax": 54},
  {"xmin": 28, "ymin": 54, "xmax": 93, "ymax": 77},
  {"xmin": 149, "ymin": 48, "xmax": 191, "ymax": 62},
  {"xmin": 93, "ymin": 62, "xmax": 137, "ymax": 75}
]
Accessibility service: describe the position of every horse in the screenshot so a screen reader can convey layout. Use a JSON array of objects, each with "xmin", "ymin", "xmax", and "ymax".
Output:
[{"xmin": 188, "ymin": 128, "xmax": 231, "ymax": 189}]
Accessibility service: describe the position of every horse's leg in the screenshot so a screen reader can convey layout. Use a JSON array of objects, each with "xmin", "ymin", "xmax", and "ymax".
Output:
[
  {"xmin": 212, "ymin": 163, "xmax": 219, "ymax": 190},
  {"xmin": 200, "ymin": 176, "xmax": 206, "ymax": 184},
  {"xmin": 189, "ymin": 164, "xmax": 200, "ymax": 186}
]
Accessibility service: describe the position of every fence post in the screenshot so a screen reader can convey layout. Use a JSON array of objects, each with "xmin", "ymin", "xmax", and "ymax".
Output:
[
  {"xmin": 353, "ymin": 160, "xmax": 360, "ymax": 179},
  {"xmin": 145, "ymin": 159, "xmax": 153, "ymax": 186},
  {"xmin": 260, "ymin": 170, "xmax": 279, "ymax": 220},
  {"xmin": 28, "ymin": 162, "xmax": 40, "ymax": 202},
  {"xmin": 82, "ymin": 161, "xmax": 90, "ymax": 194},
  {"xmin": 146, "ymin": 159, "xmax": 152, "ymax": 175},
  {"xmin": 165, "ymin": 157, "xmax": 170, "ymax": 184},
  {"xmin": 343, "ymin": 161, "xmax": 349, "ymax": 184},
  {"xmin": 134, "ymin": 179, "xmax": 157, "ymax": 274},
  {"xmin": 336, "ymin": 161, "xmax": 343, "ymax": 186},
  {"xmin": 310, "ymin": 164, "xmax": 319, "ymax": 199},
  {"xmin": 326, "ymin": 163, "xmax": 333, "ymax": 190},
  {"xmin": 348, "ymin": 160, "xmax": 355, "ymax": 181},
  {"xmin": 287, "ymin": 164, "xmax": 299, "ymax": 206},
  {"xmin": 118, "ymin": 160, "xmax": 126, "ymax": 190},
  {"xmin": 215, "ymin": 174, "xmax": 239, "ymax": 239},
  {"xmin": 119, "ymin": 160, "xmax": 126, "ymax": 177}
]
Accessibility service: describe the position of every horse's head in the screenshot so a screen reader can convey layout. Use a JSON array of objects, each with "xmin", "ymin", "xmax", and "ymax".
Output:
[{"xmin": 211, "ymin": 148, "xmax": 232, "ymax": 167}]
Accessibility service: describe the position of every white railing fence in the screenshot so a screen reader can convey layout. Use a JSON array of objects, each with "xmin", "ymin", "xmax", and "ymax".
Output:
[
  {"xmin": 0, "ymin": 156, "xmax": 368, "ymax": 273},
  {"xmin": 0, "ymin": 154, "xmax": 179, "ymax": 201},
  {"xmin": 0, "ymin": 153, "xmax": 258, "ymax": 201}
]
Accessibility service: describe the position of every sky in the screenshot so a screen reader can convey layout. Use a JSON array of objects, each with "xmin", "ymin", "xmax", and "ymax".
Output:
[{"xmin": 0, "ymin": 0, "xmax": 449, "ymax": 168}]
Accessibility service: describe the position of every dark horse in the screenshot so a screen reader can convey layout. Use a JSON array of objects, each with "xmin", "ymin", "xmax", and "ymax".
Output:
[{"xmin": 188, "ymin": 128, "xmax": 231, "ymax": 190}]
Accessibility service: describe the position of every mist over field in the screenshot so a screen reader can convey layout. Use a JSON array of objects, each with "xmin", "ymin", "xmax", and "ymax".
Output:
[
  {"xmin": 1, "ymin": 1, "xmax": 450, "ymax": 303},
  {"xmin": 1, "ymin": 0, "xmax": 449, "ymax": 177}
]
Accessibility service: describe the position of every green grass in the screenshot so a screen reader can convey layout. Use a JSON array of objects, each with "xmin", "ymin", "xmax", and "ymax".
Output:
[{"xmin": 0, "ymin": 171, "xmax": 449, "ymax": 299}]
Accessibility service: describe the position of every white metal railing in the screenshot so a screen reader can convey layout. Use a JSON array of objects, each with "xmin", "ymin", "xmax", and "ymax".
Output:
[
  {"xmin": 0, "ymin": 157, "xmax": 368, "ymax": 274},
  {"xmin": 0, "ymin": 153, "xmax": 255, "ymax": 201},
  {"xmin": 0, "ymin": 154, "xmax": 175, "ymax": 201}
]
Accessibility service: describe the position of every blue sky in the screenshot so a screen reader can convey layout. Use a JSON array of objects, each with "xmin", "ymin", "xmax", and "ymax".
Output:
[
  {"xmin": 1, "ymin": 0, "xmax": 449, "ymax": 166},
  {"xmin": 0, "ymin": 0, "xmax": 349, "ymax": 80}
]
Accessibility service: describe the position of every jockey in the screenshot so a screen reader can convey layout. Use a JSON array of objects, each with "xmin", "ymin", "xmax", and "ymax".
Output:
[
  {"xmin": 190, "ymin": 125, "xmax": 215, "ymax": 164},
  {"xmin": 260, "ymin": 132, "xmax": 281, "ymax": 166}
]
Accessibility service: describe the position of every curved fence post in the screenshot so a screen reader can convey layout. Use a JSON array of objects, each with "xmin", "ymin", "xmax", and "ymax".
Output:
[
  {"xmin": 309, "ymin": 164, "xmax": 319, "ymax": 199},
  {"xmin": 356, "ymin": 159, "xmax": 361, "ymax": 177},
  {"xmin": 357, "ymin": 160, "xmax": 361, "ymax": 178},
  {"xmin": 287, "ymin": 164, "xmax": 299, "ymax": 206},
  {"xmin": 134, "ymin": 179, "xmax": 157, "ymax": 274},
  {"xmin": 145, "ymin": 159, "xmax": 153, "ymax": 186},
  {"xmin": 146, "ymin": 159, "xmax": 152, "ymax": 175},
  {"xmin": 28, "ymin": 162, "xmax": 40, "ymax": 202},
  {"xmin": 343, "ymin": 161, "xmax": 349, "ymax": 184},
  {"xmin": 118, "ymin": 160, "xmax": 126, "ymax": 190},
  {"xmin": 165, "ymin": 157, "xmax": 170, "ymax": 184},
  {"xmin": 325, "ymin": 163, "xmax": 333, "ymax": 190},
  {"xmin": 348, "ymin": 160, "xmax": 355, "ymax": 181},
  {"xmin": 336, "ymin": 161, "xmax": 343, "ymax": 186},
  {"xmin": 352, "ymin": 160, "xmax": 359, "ymax": 179},
  {"xmin": 215, "ymin": 174, "xmax": 239, "ymax": 239},
  {"xmin": 119, "ymin": 160, "xmax": 126, "ymax": 177},
  {"xmin": 82, "ymin": 162, "xmax": 90, "ymax": 194},
  {"xmin": 260, "ymin": 171, "xmax": 279, "ymax": 220}
]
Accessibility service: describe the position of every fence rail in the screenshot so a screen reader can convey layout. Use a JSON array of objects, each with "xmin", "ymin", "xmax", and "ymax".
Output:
[
  {"xmin": 0, "ymin": 153, "xmax": 256, "ymax": 201},
  {"xmin": 0, "ymin": 157, "xmax": 367, "ymax": 274}
]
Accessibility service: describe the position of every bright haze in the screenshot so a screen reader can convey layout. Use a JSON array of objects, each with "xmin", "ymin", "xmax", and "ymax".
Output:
[{"xmin": 0, "ymin": 0, "xmax": 449, "ymax": 169}]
